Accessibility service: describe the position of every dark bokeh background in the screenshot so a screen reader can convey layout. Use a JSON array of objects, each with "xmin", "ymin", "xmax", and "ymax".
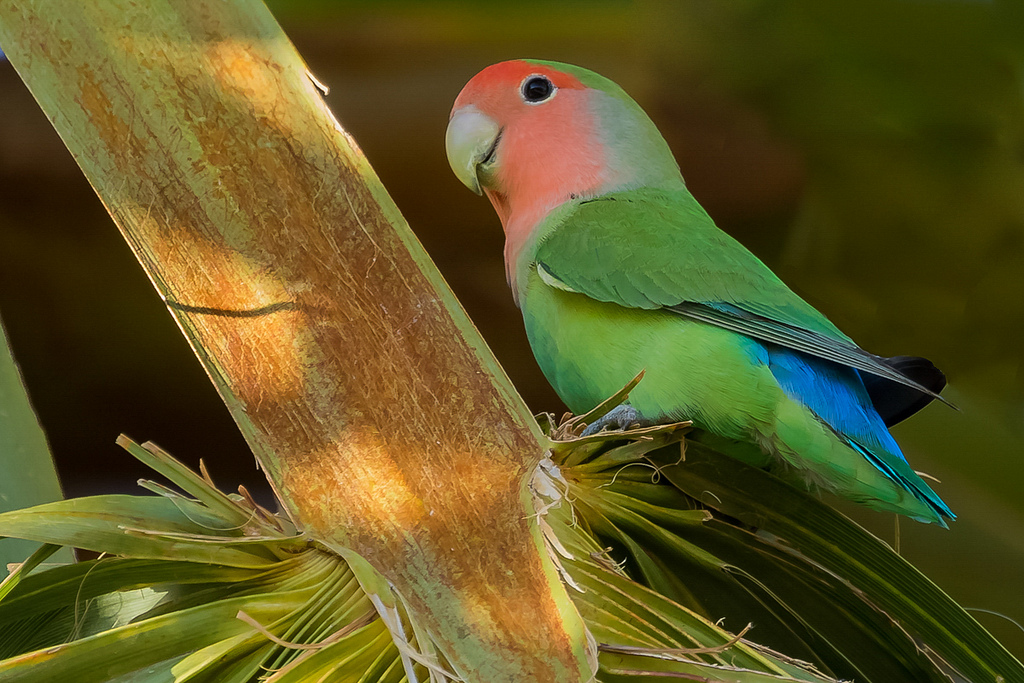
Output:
[{"xmin": 1, "ymin": 0, "xmax": 1022, "ymax": 656}]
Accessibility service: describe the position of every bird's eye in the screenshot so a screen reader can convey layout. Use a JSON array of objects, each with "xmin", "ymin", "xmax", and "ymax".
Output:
[{"xmin": 521, "ymin": 75, "xmax": 555, "ymax": 104}]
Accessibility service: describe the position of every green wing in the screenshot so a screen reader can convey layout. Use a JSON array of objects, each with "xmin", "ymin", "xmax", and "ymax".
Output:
[{"xmin": 531, "ymin": 187, "xmax": 942, "ymax": 399}]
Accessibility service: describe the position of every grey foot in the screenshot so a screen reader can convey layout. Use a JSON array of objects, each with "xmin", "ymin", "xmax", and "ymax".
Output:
[{"xmin": 581, "ymin": 405, "xmax": 647, "ymax": 436}]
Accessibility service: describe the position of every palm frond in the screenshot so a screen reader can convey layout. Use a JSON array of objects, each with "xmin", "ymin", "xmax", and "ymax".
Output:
[
  {"xmin": 0, "ymin": 433, "xmax": 843, "ymax": 682},
  {"xmin": 2, "ymin": 412, "xmax": 1020, "ymax": 682},
  {"xmin": 0, "ymin": 439, "xmax": 394, "ymax": 683},
  {"xmin": 548, "ymin": 413, "xmax": 1022, "ymax": 683}
]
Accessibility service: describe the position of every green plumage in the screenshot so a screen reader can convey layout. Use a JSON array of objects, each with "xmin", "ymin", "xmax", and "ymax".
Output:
[{"xmin": 518, "ymin": 188, "xmax": 950, "ymax": 524}]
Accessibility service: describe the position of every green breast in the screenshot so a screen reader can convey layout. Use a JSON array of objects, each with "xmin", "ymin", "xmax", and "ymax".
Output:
[{"xmin": 520, "ymin": 267, "xmax": 781, "ymax": 441}]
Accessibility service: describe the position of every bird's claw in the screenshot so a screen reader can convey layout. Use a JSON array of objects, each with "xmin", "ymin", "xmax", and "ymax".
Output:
[{"xmin": 581, "ymin": 404, "xmax": 645, "ymax": 436}]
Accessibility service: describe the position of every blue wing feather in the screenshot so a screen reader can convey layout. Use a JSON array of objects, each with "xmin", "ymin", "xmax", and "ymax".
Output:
[
  {"xmin": 766, "ymin": 346, "xmax": 902, "ymax": 460},
  {"xmin": 765, "ymin": 344, "xmax": 955, "ymax": 522}
]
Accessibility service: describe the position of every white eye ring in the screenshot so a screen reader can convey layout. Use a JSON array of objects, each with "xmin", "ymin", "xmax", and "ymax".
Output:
[{"xmin": 520, "ymin": 74, "xmax": 557, "ymax": 105}]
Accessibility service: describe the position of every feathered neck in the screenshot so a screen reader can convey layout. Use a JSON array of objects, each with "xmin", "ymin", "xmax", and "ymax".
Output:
[{"xmin": 493, "ymin": 89, "xmax": 684, "ymax": 301}]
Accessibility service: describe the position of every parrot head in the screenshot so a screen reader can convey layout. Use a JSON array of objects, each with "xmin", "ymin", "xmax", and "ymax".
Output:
[{"xmin": 446, "ymin": 60, "xmax": 683, "ymax": 279}]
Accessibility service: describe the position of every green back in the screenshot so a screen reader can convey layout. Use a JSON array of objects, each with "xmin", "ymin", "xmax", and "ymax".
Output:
[{"xmin": 526, "ymin": 187, "xmax": 851, "ymax": 342}]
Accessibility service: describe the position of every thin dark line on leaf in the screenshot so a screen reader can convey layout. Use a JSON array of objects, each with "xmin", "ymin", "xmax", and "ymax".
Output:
[{"xmin": 164, "ymin": 299, "xmax": 297, "ymax": 317}]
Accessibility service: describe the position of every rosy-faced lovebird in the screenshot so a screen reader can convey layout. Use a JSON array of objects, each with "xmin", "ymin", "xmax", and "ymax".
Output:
[{"xmin": 445, "ymin": 60, "xmax": 954, "ymax": 525}]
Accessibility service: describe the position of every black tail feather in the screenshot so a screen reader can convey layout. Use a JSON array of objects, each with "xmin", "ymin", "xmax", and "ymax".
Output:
[{"xmin": 862, "ymin": 355, "xmax": 947, "ymax": 427}]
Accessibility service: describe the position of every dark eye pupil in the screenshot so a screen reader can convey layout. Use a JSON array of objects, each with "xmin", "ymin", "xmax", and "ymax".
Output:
[{"xmin": 523, "ymin": 76, "xmax": 553, "ymax": 102}]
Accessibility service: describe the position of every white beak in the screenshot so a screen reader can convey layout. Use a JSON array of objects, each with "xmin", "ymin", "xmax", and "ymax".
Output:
[{"xmin": 445, "ymin": 106, "xmax": 500, "ymax": 195}]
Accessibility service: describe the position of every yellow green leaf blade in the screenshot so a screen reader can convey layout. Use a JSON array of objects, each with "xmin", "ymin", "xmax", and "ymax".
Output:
[
  {"xmin": 0, "ymin": 592, "xmax": 306, "ymax": 683},
  {"xmin": 0, "ymin": 315, "xmax": 72, "ymax": 569},
  {"xmin": 0, "ymin": 469, "xmax": 393, "ymax": 683},
  {"xmin": 0, "ymin": 495, "xmax": 283, "ymax": 567},
  {"xmin": 262, "ymin": 621, "xmax": 398, "ymax": 683},
  {"xmin": 0, "ymin": 557, "xmax": 267, "ymax": 658},
  {"xmin": 0, "ymin": 543, "xmax": 60, "ymax": 603},
  {"xmin": 115, "ymin": 436, "xmax": 263, "ymax": 533}
]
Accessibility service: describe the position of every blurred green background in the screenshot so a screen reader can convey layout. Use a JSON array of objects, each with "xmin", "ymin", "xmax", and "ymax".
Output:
[{"xmin": 0, "ymin": 0, "xmax": 1021, "ymax": 657}]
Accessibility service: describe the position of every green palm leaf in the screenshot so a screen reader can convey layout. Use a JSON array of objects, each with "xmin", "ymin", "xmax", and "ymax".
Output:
[
  {"xmin": 0, "ymin": 439, "xmax": 393, "ymax": 683},
  {"xmin": 3, "ymin": 415, "xmax": 1017, "ymax": 682},
  {"xmin": 0, "ymin": 315, "xmax": 71, "ymax": 569},
  {"xmin": 0, "ymin": 434, "xmax": 845, "ymax": 682},
  {"xmin": 547, "ymin": 395, "xmax": 1022, "ymax": 682}
]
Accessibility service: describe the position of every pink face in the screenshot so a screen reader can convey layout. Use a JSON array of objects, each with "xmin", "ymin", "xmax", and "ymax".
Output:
[{"xmin": 450, "ymin": 61, "xmax": 607, "ymax": 231}]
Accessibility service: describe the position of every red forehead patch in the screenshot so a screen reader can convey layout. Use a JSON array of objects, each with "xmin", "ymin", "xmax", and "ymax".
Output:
[{"xmin": 453, "ymin": 60, "xmax": 585, "ymax": 111}]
